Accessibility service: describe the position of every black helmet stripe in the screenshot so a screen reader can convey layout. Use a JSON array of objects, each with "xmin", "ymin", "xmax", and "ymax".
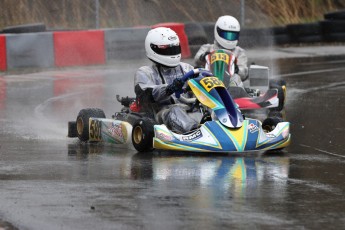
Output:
[{"xmin": 150, "ymin": 43, "xmax": 181, "ymax": 56}]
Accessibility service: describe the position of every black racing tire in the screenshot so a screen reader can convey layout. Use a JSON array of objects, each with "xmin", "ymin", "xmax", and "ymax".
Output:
[
  {"xmin": 286, "ymin": 22, "xmax": 321, "ymax": 36},
  {"xmin": 76, "ymin": 108, "xmax": 106, "ymax": 142},
  {"xmin": 262, "ymin": 117, "xmax": 283, "ymax": 132},
  {"xmin": 286, "ymin": 23, "xmax": 321, "ymax": 43},
  {"xmin": 298, "ymin": 35, "xmax": 323, "ymax": 43},
  {"xmin": 242, "ymin": 35, "xmax": 274, "ymax": 48},
  {"xmin": 324, "ymin": 10, "xmax": 345, "ymax": 20},
  {"xmin": 320, "ymin": 20, "xmax": 345, "ymax": 34},
  {"xmin": 274, "ymin": 34, "xmax": 291, "ymax": 45},
  {"xmin": 1, "ymin": 23, "xmax": 46, "ymax": 34},
  {"xmin": 241, "ymin": 28, "xmax": 274, "ymax": 48},
  {"xmin": 132, "ymin": 117, "xmax": 155, "ymax": 152},
  {"xmin": 323, "ymin": 32, "xmax": 345, "ymax": 42},
  {"xmin": 68, "ymin": 121, "xmax": 78, "ymax": 137},
  {"xmin": 272, "ymin": 26, "xmax": 288, "ymax": 35}
]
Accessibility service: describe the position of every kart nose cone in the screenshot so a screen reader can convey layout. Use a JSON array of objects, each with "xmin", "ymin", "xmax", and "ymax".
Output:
[{"xmin": 282, "ymin": 125, "xmax": 290, "ymax": 139}]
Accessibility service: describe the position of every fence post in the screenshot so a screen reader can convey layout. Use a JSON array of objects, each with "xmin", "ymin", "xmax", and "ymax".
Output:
[
  {"xmin": 240, "ymin": 0, "xmax": 245, "ymax": 27},
  {"xmin": 95, "ymin": 0, "xmax": 100, "ymax": 29}
]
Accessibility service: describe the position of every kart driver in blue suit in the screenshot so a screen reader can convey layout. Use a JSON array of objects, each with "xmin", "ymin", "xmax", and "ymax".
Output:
[
  {"xmin": 134, "ymin": 27, "xmax": 211, "ymax": 134},
  {"xmin": 194, "ymin": 15, "xmax": 249, "ymax": 88}
]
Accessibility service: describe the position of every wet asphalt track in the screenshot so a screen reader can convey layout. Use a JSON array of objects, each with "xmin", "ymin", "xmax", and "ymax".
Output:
[{"xmin": 0, "ymin": 53, "xmax": 344, "ymax": 230}]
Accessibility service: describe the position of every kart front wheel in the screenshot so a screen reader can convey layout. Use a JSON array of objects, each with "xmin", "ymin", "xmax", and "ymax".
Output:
[
  {"xmin": 262, "ymin": 117, "xmax": 283, "ymax": 132},
  {"xmin": 76, "ymin": 108, "xmax": 106, "ymax": 142},
  {"xmin": 68, "ymin": 121, "xmax": 78, "ymax": 137},
  {"xmin": 277, "ymin": 85, "xmax": 286, "ymax": 111},
  {"xmin": 132, "ymin": 118, "xmax": 155, "ymax": 152}
]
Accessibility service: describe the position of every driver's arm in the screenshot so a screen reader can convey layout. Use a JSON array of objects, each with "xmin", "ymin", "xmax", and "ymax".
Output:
[
  {"xmin": 194, "ymin": 44, "xmax": 212, "ymax": 67},
  {"xmin": 134, "ymin": 68, "xmax": 171, "ymax": 103},
  {"xmin": 235, "ymin": 47, "xmax": 249, "ymax": 81}
]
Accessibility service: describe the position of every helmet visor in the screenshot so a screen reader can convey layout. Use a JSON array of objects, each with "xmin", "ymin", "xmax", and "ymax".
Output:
[
  {"xmin": 150, "ymin": 43, "xmax": 181, "ymax": 56},
  {"xmin": 217, "ymin": 27, "xmax": 239, "ymax": 41}
]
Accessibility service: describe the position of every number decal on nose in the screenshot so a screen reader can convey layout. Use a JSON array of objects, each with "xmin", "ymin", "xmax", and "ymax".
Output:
[{"xmin": 200, "ymin": 77, "xmax": 225, "ymax": 92}]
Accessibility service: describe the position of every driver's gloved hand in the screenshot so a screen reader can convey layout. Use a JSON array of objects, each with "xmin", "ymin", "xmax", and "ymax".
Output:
[
  {"xmin": 199, "ymin": 52, "xmax": 210, "ymax": 62},
  {"xmin": 166, "ymin": 78, "xmax": 184, "ymax": 95},
  {"xmin": 198, "ymin": 68, "xmax": 213, "ymax": 77}
]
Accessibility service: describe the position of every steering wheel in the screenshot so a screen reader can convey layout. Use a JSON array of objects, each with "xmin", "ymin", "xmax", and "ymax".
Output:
[{"xmin": 175, "ymin": 68, "xmax": 212, "ymax": 98}]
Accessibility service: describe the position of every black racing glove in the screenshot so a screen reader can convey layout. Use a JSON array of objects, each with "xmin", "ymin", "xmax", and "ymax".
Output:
[
  {"xmin": 199, "ymin": 51, "xmax": 210, "ymax": 62},
  {"xmin": 166, "ymin": 78, "xmax": 184, "ymax": 95}
]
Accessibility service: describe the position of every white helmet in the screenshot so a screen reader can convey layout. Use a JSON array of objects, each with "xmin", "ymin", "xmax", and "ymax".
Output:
[
  {"xmin": 214, "ymin": 15, "xmax": 240, "ymax": 50},
  {"xmin": 145, "ymin": 27, "xmax": 181, "ymax": 67}
]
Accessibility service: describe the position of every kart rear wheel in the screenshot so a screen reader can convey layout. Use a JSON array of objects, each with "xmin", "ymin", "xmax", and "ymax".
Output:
[
  {"xmin": 68, "ymin": 121, "xmax": 78, "ymax": 137},
  {"xmin": 132, "ymin": 118, "xmax": 155, "ymax": 152},
  {"xmin": 262, "ymin": 117, "xmax": 283, "ymax": 132},
  {"xmin": 76, "ymin": 108, "xmax": 106, "ymax": 142},
  {"xmin": 277, "ymin": 85, "xmax": 286, "ymax": 111}
]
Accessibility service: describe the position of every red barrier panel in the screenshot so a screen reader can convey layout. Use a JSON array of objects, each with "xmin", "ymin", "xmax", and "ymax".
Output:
[
  {"xmin": 0, "ymin": 36, "xmax": 6, "ymax": 71},
  {"xmin": 152, "ymin": 23, "xmax": 191, "ymax": 58},
  {"xmin": 54, "ymin": 30, "xmax": 105, "ymax": 67}
]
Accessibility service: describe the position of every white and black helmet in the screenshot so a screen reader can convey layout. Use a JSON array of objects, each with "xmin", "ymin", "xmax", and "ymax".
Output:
[
  {"xmin": 214, "ymin": 15, "xmax": 240, "ymax": 50},
  {"xmin": 145, "ymin": 27, "xmax": 181, "ymax": 67}
]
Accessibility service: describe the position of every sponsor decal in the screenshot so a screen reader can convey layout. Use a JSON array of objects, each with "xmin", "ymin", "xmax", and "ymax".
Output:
[
  {"xmin": 266, "ymin": 133, "xmax": 276, "ymax": 138},
  {"xmin": 168, "ymin": 36, "xmax": 177, "ymax": 41},
  {"xmin": 108, "ymin": 122, "xmax": 124, "ymax": 141},
  {"xmin": 248, "ymin": 123, "xmax": 259, "ymax": 133},
  {"xmin": 181, "ymin": 130, "xmax": 203, "ymax": 142},
  {"xmin": 157, "ymin": 132, "xmax": 173, "ymax": 141}
]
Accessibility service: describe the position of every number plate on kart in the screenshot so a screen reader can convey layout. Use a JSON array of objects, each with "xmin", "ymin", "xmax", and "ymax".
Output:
[
  {"xmin": 89, "ymin": 119, "xmax": 102, "ymax": 141},
  {"xmin": 200, "ymin": 77, "xmax": 225, "ymax": 92},
  {"xmin": 211, "ymin": 53, "xmax": 229, "ymax": 64}
]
